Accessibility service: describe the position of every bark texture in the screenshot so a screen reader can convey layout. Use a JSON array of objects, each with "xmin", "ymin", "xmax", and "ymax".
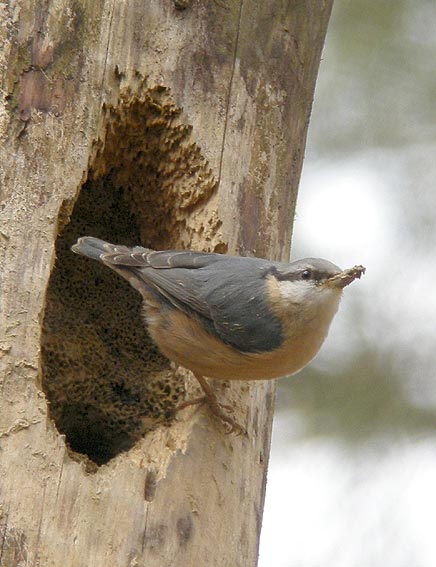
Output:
[{"xmin": 0, "ymin": 1, "xmax": 332, "ymax": 565}]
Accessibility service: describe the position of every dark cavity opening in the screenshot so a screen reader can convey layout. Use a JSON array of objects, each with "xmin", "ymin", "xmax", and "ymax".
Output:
[{"xmin": 41, "ymin": 85, "xmax": 217, "ymax": 467}]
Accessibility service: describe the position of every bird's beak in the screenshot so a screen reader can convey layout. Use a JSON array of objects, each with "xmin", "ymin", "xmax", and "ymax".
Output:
[{"xmin": 324, "ymin": 265, "xmax": 366, "ymax": 289}]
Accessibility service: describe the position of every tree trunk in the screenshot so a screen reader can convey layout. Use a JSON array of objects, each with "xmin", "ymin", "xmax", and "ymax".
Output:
[{"xmin": 0, "ymin": 1, "xmax": 332, "ymax": 566}]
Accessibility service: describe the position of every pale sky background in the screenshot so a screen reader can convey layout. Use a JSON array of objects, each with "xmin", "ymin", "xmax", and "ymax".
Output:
[{"xmin": 259, "ymin": 2, "xmax": 436, "ymax": 566}]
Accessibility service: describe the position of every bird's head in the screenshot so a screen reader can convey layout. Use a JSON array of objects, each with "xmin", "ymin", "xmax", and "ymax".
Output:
[{"xmin": 267, "ymin": 258, "xmax": 365, "ymax": 326}]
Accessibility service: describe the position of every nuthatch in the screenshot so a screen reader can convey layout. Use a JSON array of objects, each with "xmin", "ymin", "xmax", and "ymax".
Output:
[{"xmin": 72, "ymin": 237, "xmax": 365, "ymax": 430}]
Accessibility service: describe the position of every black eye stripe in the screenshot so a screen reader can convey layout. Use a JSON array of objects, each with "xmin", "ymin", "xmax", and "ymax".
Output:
[{"xmin": 268, "ymin": 266, "xmax": 334, "ymax": 282}]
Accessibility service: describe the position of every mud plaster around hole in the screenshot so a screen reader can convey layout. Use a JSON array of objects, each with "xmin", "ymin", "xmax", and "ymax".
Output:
[{"xmin": 41, "ymin": 86, "xmax": 220, "ymax": 467}]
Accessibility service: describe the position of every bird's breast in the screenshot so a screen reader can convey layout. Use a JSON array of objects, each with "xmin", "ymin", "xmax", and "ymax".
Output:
[{"xmin": 142, "ymin": 301, "xmax": 336, "ymax": 381}]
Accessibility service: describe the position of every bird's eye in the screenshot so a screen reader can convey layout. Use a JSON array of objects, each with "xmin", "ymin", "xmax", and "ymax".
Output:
[{"xmin": 301, "ymin": 269, "xmax": 312, "ymax": 280}]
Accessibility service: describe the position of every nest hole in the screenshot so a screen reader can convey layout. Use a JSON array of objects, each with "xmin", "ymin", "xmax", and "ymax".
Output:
[{"xmin": 41, "ymin": 86, "xmax": 217, "ymax": 466}]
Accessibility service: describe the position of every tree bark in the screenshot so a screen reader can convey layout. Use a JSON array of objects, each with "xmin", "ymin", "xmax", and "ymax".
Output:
[{"xmin": 0, "ymin": 1, "xmax": 332, "ymax": 566}]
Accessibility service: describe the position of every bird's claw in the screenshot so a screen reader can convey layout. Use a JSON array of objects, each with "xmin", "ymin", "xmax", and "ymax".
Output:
[
  {"xmin": 205, "ymin": 399, "xmax": 247, "ymax": 436},
  {"xmin": 169, "ymin": 394, "xmax": 246, "ymax": 435}
]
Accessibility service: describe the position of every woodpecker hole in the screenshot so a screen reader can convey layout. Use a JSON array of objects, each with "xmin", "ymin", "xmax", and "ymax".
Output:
[{"xmin": 41, "ymin": 85, "xmax": 219, "ymax": 467}]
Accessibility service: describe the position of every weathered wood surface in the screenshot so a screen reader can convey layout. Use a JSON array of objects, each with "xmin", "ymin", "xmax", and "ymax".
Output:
[{"xmin": 0, "ymin": 1, "xmax": 332, "ymax": 565}]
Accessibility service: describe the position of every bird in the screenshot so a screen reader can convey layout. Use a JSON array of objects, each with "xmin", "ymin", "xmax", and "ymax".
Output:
[{"xmin": 71, "ymin": 237, "xmax": 365, "ymax": 431}]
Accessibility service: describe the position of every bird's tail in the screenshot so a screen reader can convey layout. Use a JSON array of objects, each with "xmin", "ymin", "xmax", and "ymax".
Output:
[
  {"xmin": 71, "ymin": 237, "xmax": 118, "ymax": 261},
  {"xmin": 71, "ymin": 237, "xmax": 154, "ymax": 298}
]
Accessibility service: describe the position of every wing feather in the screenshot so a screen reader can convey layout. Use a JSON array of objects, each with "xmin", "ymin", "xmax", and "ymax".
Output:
[{"xmin": 72, "ymin": 237, "xmax": 284, "ymax": 352}]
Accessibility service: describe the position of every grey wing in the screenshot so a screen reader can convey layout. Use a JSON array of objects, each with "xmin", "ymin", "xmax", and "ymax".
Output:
[
  {"xmin": 72, "ymin": 237, "xmax": 226, "ymax": 319},
  {"xmin": 202, "ymin": 266, "xmax": 284, "ymax": 353},
  {"xmin": 105, "ymin": 250, "xmax": 226, "ymax": 319},
  {"xmin": 141, "ymin": 255, "xmax": 285, "ymax": 353},
  {"xmin": 137, "ymin": 256, "xmax": 284, "ymax": 353},
  {"xmin": 72, "ymin": 236, "xmax": 219, "ymax": 269},
  {"xmin": 72, "ymin": 237, "xmax": 284, "ymax": 353}
]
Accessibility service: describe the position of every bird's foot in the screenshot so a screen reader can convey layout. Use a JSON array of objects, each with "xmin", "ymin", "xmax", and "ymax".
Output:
[
  {"xmin": 205, "ymin": 398, "xmax": 246, "ymax": 435},
  {"xmin": 169, "ymin": 376, "xmax": 246, "ymax": 435},
  {"xmin": 194, "ymin": 374, "xmax": 246, "ymax": 435}
]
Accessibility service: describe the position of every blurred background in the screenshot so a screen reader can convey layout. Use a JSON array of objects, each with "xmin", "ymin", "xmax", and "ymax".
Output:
[{"xmin": 259, "ymin": 2, "xmax": 436, "ymax": 566}]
